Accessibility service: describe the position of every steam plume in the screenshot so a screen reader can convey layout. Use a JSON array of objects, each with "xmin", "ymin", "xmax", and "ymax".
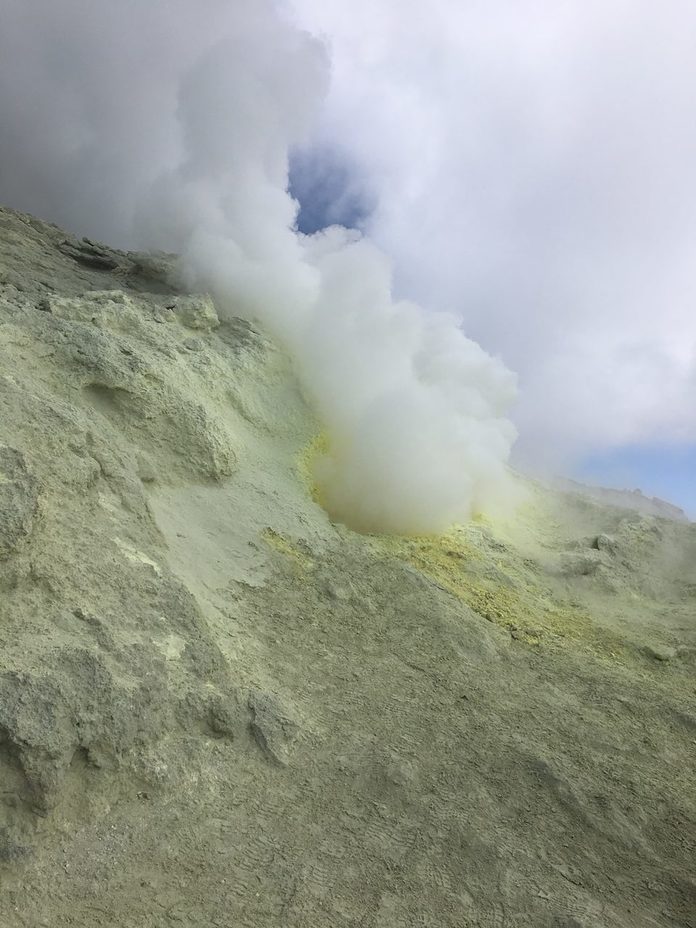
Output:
[{"xmin": 0, "ymin": 0, "xmax": 517, "ymax": 533}]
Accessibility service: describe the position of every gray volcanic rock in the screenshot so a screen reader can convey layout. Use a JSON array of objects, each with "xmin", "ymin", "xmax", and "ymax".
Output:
[{"xmin": 0, "ymin": 206, "xmax": 695, "ymax": 928}]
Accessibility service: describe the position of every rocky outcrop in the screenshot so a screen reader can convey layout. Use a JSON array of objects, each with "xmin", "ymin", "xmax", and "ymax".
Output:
[{"xmin": 0, "ymin": 208, "xmax": 248, "ymax": 826}]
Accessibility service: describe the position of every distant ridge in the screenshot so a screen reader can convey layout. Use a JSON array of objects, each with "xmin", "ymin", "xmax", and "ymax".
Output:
[{"xmin": 554, "ymin": 476, "xmax": 690, "ymax": 523}]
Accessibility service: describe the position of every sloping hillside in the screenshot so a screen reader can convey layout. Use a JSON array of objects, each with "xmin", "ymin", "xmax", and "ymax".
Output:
[{"xmin": 1, "ymin": 206, "xmax": 694, "ymax": 928}]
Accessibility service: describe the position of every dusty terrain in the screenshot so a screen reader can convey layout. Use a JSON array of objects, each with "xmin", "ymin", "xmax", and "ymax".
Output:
[{"xmin": 0, "ymin": 206, "xmax": 694, "ymax": 927}]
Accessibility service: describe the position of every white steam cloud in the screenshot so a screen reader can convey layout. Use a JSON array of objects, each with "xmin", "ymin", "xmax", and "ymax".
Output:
[
  {"xmin": 288, "ymin": 0, "xmax": 696, "ymax": 479},
  {"xmin": 0, "ymin": 0, "xmax": 517, "ymax": 533}
]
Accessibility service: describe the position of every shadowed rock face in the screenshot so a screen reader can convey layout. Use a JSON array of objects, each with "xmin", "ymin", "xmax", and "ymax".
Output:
[{"xmin": 0, "ymin": 206, "xmax": 695, "ymax": 928}]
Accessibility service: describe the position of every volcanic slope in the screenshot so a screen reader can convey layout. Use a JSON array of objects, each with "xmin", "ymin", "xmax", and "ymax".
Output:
[{"xmin": 0, "ymin": 206, "xmax": 694, "ymax": 928}]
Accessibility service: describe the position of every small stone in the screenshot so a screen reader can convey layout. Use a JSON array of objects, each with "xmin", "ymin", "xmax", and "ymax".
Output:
[
  {"xmin": 183, "ymin": 337, "xmax": 203, "ymax": 352},
  {"xmin": 324, "ymin": 581, "xmax": 350, "ymax": 601},
  {"xmin": 248, "ymin": 689, "xmax": 299, "ymax": 767},
  {"xmin": 645, "ymin": 645, "xmax": 677, "ymax": 662},
  {"xmin": 593, "ymin": 533, "xmax": 617, "ymax": 553},
  {"xmin": 173, "ymin": 294, "xmax": 219, "ymax": 331},
  {"xmin": 385, "ymin": 757, "xmax": 417, "ymax": 787}
]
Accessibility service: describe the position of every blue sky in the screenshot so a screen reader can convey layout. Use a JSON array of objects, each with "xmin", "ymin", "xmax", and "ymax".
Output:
[{"xmin": 289, "ymin": 146, "xmax": 374, "ymax": 235}]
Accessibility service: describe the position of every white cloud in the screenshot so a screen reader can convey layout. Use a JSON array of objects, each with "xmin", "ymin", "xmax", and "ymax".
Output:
[
  {"xmin": 0, "ymin": 0, "xmax": 518, "ymax": 533},
  {"xmin": 288, "ymin": 0, "xmax": 696, "ymax": 469}
]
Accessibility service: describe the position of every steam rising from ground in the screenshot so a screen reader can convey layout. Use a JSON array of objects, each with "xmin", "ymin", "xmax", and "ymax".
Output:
[
  {"xmin": 288, "ymin": 0, "xmax": 696, "ymax": 483},
  {"xmin": 297, "ymin": 231, "xmax": 516, "ymax": 531},
  {"xmin": 0, "ymin": 0, "xmax": 517, "ymax": 532}
]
